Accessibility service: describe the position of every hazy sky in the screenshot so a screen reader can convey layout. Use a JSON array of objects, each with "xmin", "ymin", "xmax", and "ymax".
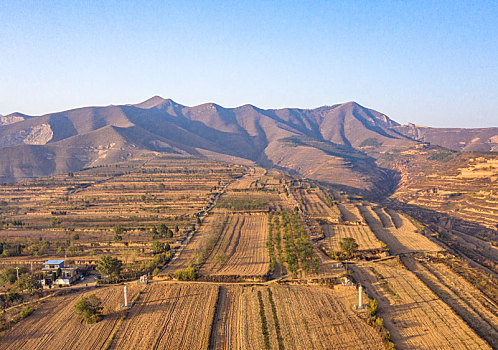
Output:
[{"xmin": 1, "ymin": 1, "xmax": 497, "ymax": 127}]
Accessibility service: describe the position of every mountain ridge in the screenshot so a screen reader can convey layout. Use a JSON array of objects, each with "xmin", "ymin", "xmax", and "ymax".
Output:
[{"xmin": 0, "ymin": 96, "xmax": 496, "ymax": 196}]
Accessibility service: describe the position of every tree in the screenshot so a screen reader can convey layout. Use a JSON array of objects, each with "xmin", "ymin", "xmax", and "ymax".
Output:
[
  {"xmin": 113, "ymin": 232, "xmax": 123, "ymax": 242},
  {"xmin": 112, "ymin": 225, "xmax": 124, "ymax": 235},
  {"xmin": 51, "ymin": 218, "xmax": 62, "ymax": 227},
  {"xmin": 74, "ymin": 294, "xmax": 103, "ymax": 323},
  {"xmin": 97, "ymin": 256, "xmax": 122, "ymax": 277},
  {"xmin": 0, "ymin": 266, "xmax": 28, "ymax": 285},
  {"xmin": 339, "ymin": 237, "xmax": 358, "ymax": 257},
  {"xmin": 174, "ymin": 266, "xmax": 198, "ymax": 281},
  {"xmin": 112, "ymin": 225, "xmax": 124, "ymax": 242},
  {"xmin": 158, "ymin": 224, "xmax": 168, "ymax": 237},
  {"xmin": 16, "ymin": 274, "xmax": 42, "ymax": 293},
  {"xmin": 151, "ymin": 226, "xmax": 159, "ymax": 238},
  {"xmin": 151, "ymin": 241, "xmax": 170, "ymax": 254},
  {"xmin": 19, "ymin": 305, "xmax": 34, "ymax": 319}
]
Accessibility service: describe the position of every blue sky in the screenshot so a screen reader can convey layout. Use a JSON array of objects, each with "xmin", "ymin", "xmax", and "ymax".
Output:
[{"xmin": 1, "ymin": 1, "xmax": 497, "ymax": 127}]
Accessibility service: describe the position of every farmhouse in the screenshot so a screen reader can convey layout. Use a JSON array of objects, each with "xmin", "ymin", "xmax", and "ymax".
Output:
[
  {"xmin": 41, "ymin": 259, "xmax": 80, "ymax": 286},
  {"xmin": 42, "ymin": 259, "xmax": 65, "ymax": 270}
]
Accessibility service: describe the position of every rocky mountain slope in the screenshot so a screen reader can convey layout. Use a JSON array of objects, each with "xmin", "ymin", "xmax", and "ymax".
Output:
[
  {"xmin": 394, "ymin": 123, "xmax": 498, "ymax": 152},
  {"xmin": 1, "ymin": 97, "xmax": 496, "ymax": 198}
]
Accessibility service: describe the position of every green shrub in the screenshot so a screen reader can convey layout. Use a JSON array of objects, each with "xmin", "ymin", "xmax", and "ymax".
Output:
[
  {"xmin": 369, "ymin": 298, "xmax": 378, "ymax": 316},
  {"xmin": 174, "ymin": 266, "xmax": 198, "ymax": 281},
  {"xmin": 74, "ymin": 294, "xmax": 103, "ymax": 324},
  {"xmin": 19, "ymin": 305, "xmax": 33, "ymax": 319}
]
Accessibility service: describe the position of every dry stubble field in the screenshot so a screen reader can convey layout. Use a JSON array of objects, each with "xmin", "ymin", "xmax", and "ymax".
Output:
[
  {"xmin": 357, "ymin": 204, "xmax": 441, "ymax": 254},
  {"xmin": 402, "ymin": 255, "xmax": 498, "ymax": 348},
  {"xmin": 321, "ymin": 223, "xmax": 383, "ymax": 251},
  {"xmin": 353, "ymin": 258, "xmax": 491, "ymax": 350},
  {"xmin": 109, "ymin": 283, "xmax": 218, "ymax": 349},
  {"xmin": 0, "ymin": 284, "xmax": 142, "ymax": 350},
  {"xmin": 201, "ymin": 213, "xmax": 270, "ymax": 279},
  {"xmin": 210, "ymin": 284, "xmax": 385, "ymax": 350}
]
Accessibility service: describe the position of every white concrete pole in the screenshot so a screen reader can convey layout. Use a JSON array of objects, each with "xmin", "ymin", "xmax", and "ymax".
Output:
[
  {"xmin": 359, "ymin": 285, "xmax": 363, "ymax": 308},
  {"xmin": 124, "ymin": 285, "xmax": 129, "ymax": 307}
]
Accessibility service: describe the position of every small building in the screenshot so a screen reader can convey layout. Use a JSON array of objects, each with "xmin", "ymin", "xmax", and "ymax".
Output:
[
  {"xmin": 41, "ymin": 259, "xmax": 80, "ymax": 286},
  {"xmin": 42, "ymin": 260, "xmax": 65, "ymax": 271}
]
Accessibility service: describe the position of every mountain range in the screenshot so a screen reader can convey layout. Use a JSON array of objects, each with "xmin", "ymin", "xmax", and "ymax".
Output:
[{"xmin": 1, "ymin": 96, "xmax": 497, "ymax": 196}]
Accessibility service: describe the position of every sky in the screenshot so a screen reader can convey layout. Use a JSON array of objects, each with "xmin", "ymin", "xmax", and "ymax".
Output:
[{"xmin": 1, "ymin": 1, "xmax": 497, "ymax": 128}]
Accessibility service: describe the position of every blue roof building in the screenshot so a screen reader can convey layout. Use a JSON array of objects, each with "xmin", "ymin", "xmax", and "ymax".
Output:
[{"xmin": 43, "ymin": 260, "xmax": 65, "ymax": 269}]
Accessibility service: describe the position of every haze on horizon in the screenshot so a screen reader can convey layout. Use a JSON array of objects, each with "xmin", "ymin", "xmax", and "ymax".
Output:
[{"xmin": 1, "ymin": 1, "xmax": 497, "ymax": 128}]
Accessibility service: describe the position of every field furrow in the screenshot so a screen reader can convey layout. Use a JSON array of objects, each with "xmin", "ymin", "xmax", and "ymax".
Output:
[
  {"xmin": 353, "ymin": 259, "xmax": 491, "ymax": 350},
  {"xmin": 109, "ymin": 283, "xmax": 218, "ymax": 349},
  {"xmin": 201, "ymin": 213, "xmax": 269, "ymax": 278}
]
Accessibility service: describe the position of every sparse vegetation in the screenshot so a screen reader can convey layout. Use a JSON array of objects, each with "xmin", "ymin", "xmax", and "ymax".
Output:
[
  {"xmin": 74, "ymin": 294, "xmax": 103, "ymax": 324},
  {"xmin": 97, "ymin": 256, "xmax": 123, "ymax": 277},
  {"xmin": 174, "ymin": 266, "xmax": 198, "ymax": 281},
  {"xmin": 339, "ymin": 237, "xmax": 359, "ymax": 257}
]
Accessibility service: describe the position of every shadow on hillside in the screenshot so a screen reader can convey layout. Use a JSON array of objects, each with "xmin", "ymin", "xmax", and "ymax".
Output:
[{"xmin": 382, "ymin": 198, "xmax": 498, "ymax": 275}]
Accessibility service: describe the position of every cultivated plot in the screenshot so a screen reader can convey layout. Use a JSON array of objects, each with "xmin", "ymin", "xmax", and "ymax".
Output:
[
  {"xmin": 210, "ymin": 284, "xmax": 385, "ymax": 350},
  {"xmin": 353, "ymin": 259, "xmax": 491, "ymax": 350},
  {"xmin": 402, "ymin": 256, "xmax": 498, "ymax": 348},
  {"xmin": 201, "ymin": 213, "xmax": 270, "ymax": 279},
  {"xmin": 322, "ymin": 224, "xmax": 383, "ymax": 251},
  {"xmin": 357, "ymin": 205, "xmax": 442, "ymax": 254},
  {"xmin": 109, "ymin": 283, "xmax": 218, "ymax": 349},
  {"xmin": 0, "ymin": 285, "xmax": 142, "ymax": 350}
]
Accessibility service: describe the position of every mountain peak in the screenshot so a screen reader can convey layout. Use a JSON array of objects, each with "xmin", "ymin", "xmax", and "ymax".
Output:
[
  {"xmin": 341, "ymin": 101, "xmax": 361, "ymax": 107},
  {"xmin": 133, "ymin": 96, "xmax": 170, "ymax": 109}
]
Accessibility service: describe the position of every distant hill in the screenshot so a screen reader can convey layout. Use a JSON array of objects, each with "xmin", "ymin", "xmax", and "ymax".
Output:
[
  {"xmin": 0, "ymin": 96, "xmax": 496, "ymax": 196},
  {"xmin": 394, "ymin": 123, "xmax": 498, "ymax": 152}
]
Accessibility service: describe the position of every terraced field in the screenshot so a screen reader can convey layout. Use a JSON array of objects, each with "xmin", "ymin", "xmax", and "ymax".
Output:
[
  {"xmin": 0, "ymin": 155, "xmax": 243, "ymax": 251},
  {"xmin": 353, "ymin": 258, "xmax": 491, "ymax": 350},
  {"xmin": 0, "ymin": 284, "xmax": 142, "ymax": 350},
  {"xmin": 210, "ymin": 284, "xmax": 385, "ymax": 350},
  {"xmin": 164, "ymin": 213, "xmax": 229, "ymax": 273},
  {"xmin": 357, "ymin": 204, "xmax": 442, "ymax": 254},
  {"xmin": 322, "ymin": 224, "xmax": 383, "ymax": 251},
  {"xmin": 109, "ymin": 283, "xmax": 218, "ymax": 349},
  {"xmin": 336, "ymin": 203, "xmax": 362, "ymax": 223},
  {"xmin": 402, "ymin": 255, "xmax": 498, "ymax": 348},
  {"xmin": 392, "ymin": 155, "xmax": 498, "ymax": 231},
  {"xmin": 201, "ymin": 213, "xmax": 270, "ymax": 279},
  {"xmin": 294, "ymin": 188, "xmax": 341, "ymax": 222},
  {"xmin": 0, "ymin": 153, "xmax": 495, "ymax": 350}
]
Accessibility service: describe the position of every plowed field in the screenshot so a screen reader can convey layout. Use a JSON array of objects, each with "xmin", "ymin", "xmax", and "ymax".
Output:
[
  {"xmin": 109, "ymin": 283, "xmax": 218, "ymax": 349},
  {"xmin": 353, "ymin": 259, "xmax": 491, "ymax": 349},
  {"xmin": 210, "ymin": 284, "xmax": 385, "ymax": 350},
  {"xmin": 0, "ymin": 285, "xmax": 142, "ymax": 350},
  {"xmin": 201, "ymin": 213, "xmax": 269, "ymax": 278}
]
